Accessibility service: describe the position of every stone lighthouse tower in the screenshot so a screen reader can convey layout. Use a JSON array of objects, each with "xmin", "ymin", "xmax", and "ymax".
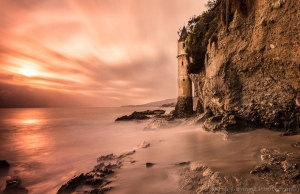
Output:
[{"xmin": 174, "ymin": 26, "xmax": 193, "ymax": 118}]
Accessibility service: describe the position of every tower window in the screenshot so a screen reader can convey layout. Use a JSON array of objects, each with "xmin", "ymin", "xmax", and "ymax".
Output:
[
  {"xmin": 183, "ymin": 79, "xmax": 185, "ymax": 81},
  {"xmin": 182, "ymin": 61, "xmax": 184, "ymax": 66},
  {"xmin": 183, "ymin": 43, "xmax": 185, "ymax": 48}
]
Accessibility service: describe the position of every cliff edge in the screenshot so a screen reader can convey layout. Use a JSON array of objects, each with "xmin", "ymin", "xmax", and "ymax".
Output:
[{"xmin": 192, "ymin": 0, "xmax": 300, "ymax": 132}]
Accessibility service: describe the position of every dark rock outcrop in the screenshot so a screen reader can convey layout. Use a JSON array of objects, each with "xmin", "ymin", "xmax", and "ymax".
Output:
[
  {"xmin": 115, "ymin": 112, "xmax": 149, "ymax": 121},
  {"xmin": 146, "ymin": 162, "xmax": 155, "ymax": 168},
  {"xmin": 97, "ymin": 153, "xmax": 116, "ymax": 161},
  {"xmin": 139, "ymin": 110, "xmax": 166, "ymax": 115},
  {"xmin": 57, "ymin": 173, "xmax": 86, "ymax": 194},
  {"xmin": 115, "ymin": 110, "xmax": 166, "ymax": 121},
  {"xmin": 175, "ymin": 161, "xmax": 190, "ymax": 166},
  {"xmin": 0, "ymin": 160, "xmax": 10, "ymax": 169},
  {"xmin": 3, "ymin": 176, "xmax": 28, "ymax": 194},
  {"xmin": 57, "ymin": 151, "xmax": 136, "ymax": 194},
  {"xmin": 117, "ymin": 150, "xmax": 135, "ymax": 159}
]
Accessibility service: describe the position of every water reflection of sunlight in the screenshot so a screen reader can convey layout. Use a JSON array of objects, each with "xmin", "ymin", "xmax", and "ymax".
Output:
[
  {"xmin": 21, "ymin": 133, "xmax": 46, "ymax": 150},
  {"xmin": 12, "ymin": 111, "xmax": 51, "ymax": 155}
]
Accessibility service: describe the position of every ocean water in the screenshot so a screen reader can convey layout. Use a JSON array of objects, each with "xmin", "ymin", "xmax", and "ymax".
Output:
[
  {"xmin": 0, "ymin": 108, "xmax": 299, "ymax": 194},
  {"xmin": 0, "ymin": 107, "xmax": 165, "ymax": 193}
]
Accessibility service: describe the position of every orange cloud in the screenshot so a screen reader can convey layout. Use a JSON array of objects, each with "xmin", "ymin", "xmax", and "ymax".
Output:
[{"xmin": 0, "ymin": 0, "xmax": 207, "ymax": 107}]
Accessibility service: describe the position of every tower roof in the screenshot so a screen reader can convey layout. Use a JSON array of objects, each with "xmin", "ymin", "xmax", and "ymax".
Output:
[{"xmin": 178, "ymin": 26, "xmax": 188, "ymax": 42}]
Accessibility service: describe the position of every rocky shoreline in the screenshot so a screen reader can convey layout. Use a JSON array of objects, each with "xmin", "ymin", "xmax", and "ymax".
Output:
[
  {"xmin": 116, "ymin": 108, "xmax": 300, "ymax": 135},
  {"xmin": 0, "ymin": 160, "xmax": 28, "ymax": 194},
  {"xmin": 56, "ymin": 141, "xmax": 155, "ymax": 194},
  {"xmin": 179, "ymin": 146, "xmax": 300, "ymax": 194},
  {"xmin": 55, "ymin": 133, "xmax": 300, "ymax": 194},
  {"xmin": 57, "ymin": 151, "xmax": 136, "ymax": 194},
  {"xmin": 53, "ymin": 110, "xmax": 300, "ymax": 194},
  {"xmin": 117, "ymin": 109, "xmax": 300, "ymax": 193},
  {"xmin": 2, "ymin": 109, "xmax": 300, "ymax": 194},
  {"xmin": 2, "ymin": 138, "xmax": 300, "ymax": 194}
]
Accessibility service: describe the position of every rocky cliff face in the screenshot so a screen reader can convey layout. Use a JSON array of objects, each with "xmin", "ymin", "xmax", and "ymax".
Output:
[{"xmin": 197, "ymin": 0, "xmax": 300, "ymax": 131}]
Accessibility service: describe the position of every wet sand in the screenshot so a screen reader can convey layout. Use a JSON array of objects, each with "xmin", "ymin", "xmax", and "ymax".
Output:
[{"xmin": 98, "ymin": 125, "xmax": 300, "ymax": 194}]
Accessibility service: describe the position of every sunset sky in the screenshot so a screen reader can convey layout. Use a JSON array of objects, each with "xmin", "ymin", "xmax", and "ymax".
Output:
[{"xmin": 0, "ymin": 0, "xmax": 207, "ymax": 107}]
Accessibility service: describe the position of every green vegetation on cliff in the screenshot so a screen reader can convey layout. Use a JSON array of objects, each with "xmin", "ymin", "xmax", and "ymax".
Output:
[
  {"xmin": 181, "ymin": 0, "xmax": 254, "ymax": 74},
  {"xmin": 182, "ymin": 0, "xmax": 220, "ymax": 74}
]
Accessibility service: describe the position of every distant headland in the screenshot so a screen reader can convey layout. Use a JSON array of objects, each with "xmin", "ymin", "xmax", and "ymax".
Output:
[{"xmin": 121, "ymin": 98, "xmax": 176, "ymax": 108}]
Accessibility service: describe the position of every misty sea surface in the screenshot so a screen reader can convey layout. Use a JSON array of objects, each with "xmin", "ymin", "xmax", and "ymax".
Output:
[{"xmin": 0, "ymin": 107, "xmax": 300, "ymax": 194}]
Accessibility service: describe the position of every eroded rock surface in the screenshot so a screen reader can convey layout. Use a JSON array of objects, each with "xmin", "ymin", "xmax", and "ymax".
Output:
[
  {"xmin": 189, "ymin": 0, "xmax": 300, "ymax": 132},
  {"xmin": 57, "ymin": 151, "xmax": 135, "ymax": 194},
  {"xmin": 179, "ymin": 148, "xmax": 300, "ymax": 194},
  {"xmin": 251, "ymin": 148, "xmax": 300, "ymax": 188},
  {"xmin": 179, "ymin": 164, "xmax": 256, "ymax": 194}
]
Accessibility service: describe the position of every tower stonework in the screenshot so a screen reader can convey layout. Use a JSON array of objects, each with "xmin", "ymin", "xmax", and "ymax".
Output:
[{"xmin": 174, "ymin": 27, "xmax": 193, "ymax": 118}]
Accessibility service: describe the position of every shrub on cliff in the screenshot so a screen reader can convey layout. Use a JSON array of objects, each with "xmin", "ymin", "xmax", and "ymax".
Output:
[{"xmin": 182, "ymin": 0, "xmax": 220, "ymax": 74}]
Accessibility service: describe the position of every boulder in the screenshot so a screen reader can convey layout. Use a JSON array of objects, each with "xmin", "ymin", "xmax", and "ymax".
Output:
[
  {"xmin": 146, "ymin": 162, "xmax": 155, "ymax": 168},
  {"xmin": 3, "ymin": 176, "xmax": 28, "ymax": 194},
  {"xmin": 175, "ymin": 161, "xmax": 190, "ymax": 166},
  {"xmin": 139, "ymin": 141, "xmax": 150, "ymax": 149},
  {"xmin": 0, "ymin": 160, "xmax": 10, "ymax": 169}
]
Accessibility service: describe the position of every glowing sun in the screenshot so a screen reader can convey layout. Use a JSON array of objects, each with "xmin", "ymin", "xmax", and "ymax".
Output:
[{"xmin": 20, "ymin": 67, "xmax": 37, "ymax": 77}]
